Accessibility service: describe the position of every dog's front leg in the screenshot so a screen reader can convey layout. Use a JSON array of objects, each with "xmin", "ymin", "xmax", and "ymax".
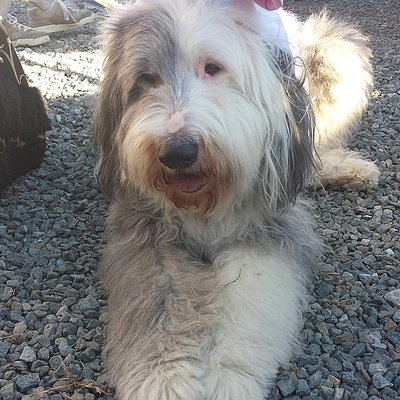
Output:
[
  {"xmin": 102, "ymin": 240, "xmax": 218, "ymax": 400},
  {"xmin": 202, "ymin": 248, "xmax": 308, "ymax": 400}
]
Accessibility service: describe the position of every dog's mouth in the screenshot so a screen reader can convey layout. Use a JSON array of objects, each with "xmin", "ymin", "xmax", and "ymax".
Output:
[
  {"xmin": 164, "ymin": 172, "xmax": 209, "ymax": 194},
  {"xmin": 163, "ymin": 170, "xmax": 209, "ymax": 194}
]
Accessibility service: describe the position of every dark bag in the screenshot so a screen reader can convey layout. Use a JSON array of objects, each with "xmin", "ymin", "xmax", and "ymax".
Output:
[{"xmin": 0, "ymin": 24, "xmax": 51, "ymax": 192}]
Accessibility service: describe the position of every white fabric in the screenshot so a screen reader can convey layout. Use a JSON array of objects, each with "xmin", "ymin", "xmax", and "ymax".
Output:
[
  {"xmin": 253, "ymin": 5, "xmax": 291, "ymax": 55},
  {"xmin": 210, "ymin": 0, "xmax": 290, "ymax": 54}
]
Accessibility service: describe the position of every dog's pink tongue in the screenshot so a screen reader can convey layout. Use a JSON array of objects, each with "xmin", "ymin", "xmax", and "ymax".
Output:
[
  {"xmin": 254, "ymin": 0, "xmax": 283, "ymax": 11},
  {"xmin": 172, "ymin": 176, "xmax": 205, "ymax": 193}
]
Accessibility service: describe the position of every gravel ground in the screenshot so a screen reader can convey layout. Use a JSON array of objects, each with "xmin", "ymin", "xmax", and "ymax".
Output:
[{"xmin": 0, "ymin": 1, "xmax": 399, "ymax": 399}]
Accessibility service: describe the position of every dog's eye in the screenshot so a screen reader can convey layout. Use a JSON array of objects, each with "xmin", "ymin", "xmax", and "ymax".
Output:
[
  {"xmin": 139, "ymin": 73, "xmax": 161, "ymax": 88},
  {"xmin": 204, "ymin": 63, "xmax": 221, "ymax": 77},
  {"xmin": 141, "ymin": 73, "xmax": 156, "ymax": 87}
]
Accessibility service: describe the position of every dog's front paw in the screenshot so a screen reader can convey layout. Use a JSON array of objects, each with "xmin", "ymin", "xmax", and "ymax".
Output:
[
  {"xmin": 204, "ymin": 364, "xmax": 268, "ymax": 400},
  {"xmin": 119, "ymin": 364, "xmax": 205, "ymax": 400}
]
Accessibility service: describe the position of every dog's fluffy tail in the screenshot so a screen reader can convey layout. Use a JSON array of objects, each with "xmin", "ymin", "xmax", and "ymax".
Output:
[
  {"xmin": 299, "ymin": 11, "xmax": 373, "ymax": 149},
  {"xmin": 298, "ymin": 11, "xmax": 379, "ymax": 189}
]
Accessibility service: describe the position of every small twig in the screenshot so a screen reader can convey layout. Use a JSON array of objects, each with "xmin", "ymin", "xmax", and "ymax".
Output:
[
  {"xmin": 225, "ymin": 269, "xmax": 242, "ymax": 287},
  {"xmin": 0, "ymin": 333, "xmax": 26, "ymax": 344},
  {"xmin": 34, "ymin": 362, "xmax": 110, "ymax": 398}
]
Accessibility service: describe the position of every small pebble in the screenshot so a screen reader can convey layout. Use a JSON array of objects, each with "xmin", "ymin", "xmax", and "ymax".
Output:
[
  {"xmin": 15, "ymin": 373, "xmax": 40, "ymax": 393},
  {"xmin": 19, "ymin": 347, "xmax": 36, "ymax": 363},
  {"xmin": 385, "ymin": 289, "xmax": 400, "ymax": 307}
]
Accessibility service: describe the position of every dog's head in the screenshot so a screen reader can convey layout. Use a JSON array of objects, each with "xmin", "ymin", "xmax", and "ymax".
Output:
[{"xmin": 94, "ymin": 0, "xmax": 314, "ymax": 217}]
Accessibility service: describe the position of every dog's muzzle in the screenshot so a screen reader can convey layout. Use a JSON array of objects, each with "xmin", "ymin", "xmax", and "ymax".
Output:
[{"xmin": 157, "ymin": 139, "xmax": 209, "ymax": 194}]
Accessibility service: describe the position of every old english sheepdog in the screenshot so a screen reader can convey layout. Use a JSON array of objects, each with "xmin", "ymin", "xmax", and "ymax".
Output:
[{"xmin": 93, "ymin": 0, "xmax": 378, "ymax": 399}]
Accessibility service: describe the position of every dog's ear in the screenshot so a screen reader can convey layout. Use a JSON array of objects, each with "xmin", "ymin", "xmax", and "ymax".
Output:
[
  {"xmin": 93, "ymin": 8, "xmax": 149, "ymax": 197},
  {"xmin": 258, "ymin": 72, "xmax": 316, "ymax": 214},
  {"xmin": 93, "ymin": 25, "xmax": 126, "ymax": 197}
]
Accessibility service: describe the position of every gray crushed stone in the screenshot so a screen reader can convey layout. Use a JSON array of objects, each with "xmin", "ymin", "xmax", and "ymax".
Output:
[{"xmin": 1, "ymin": 0, "xmax": 399, "ymax": 399}]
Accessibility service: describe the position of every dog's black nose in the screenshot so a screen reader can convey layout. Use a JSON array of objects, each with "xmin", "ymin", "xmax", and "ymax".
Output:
[{"xmin": 159, "ymin": 142, "xmax": 198, "ymax": 169}]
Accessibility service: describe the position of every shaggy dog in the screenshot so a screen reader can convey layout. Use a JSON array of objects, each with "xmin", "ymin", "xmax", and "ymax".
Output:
[{"xmin": 93, "ymin": 1, "xmax": 378, "ymax": 398}]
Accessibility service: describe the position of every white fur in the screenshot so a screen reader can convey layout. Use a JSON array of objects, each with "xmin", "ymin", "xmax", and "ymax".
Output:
[{"xmin": 203, "ymin": 249, "xmax": 308, "ymax": 400}]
